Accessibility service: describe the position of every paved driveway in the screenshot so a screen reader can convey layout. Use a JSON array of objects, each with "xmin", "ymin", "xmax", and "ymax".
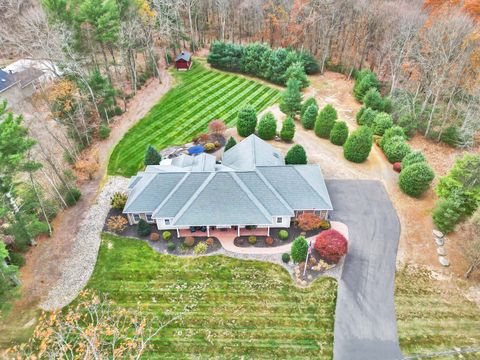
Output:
[{"xmin": 326, "ymin": 180, "xmax": 403, "ymax": 360}]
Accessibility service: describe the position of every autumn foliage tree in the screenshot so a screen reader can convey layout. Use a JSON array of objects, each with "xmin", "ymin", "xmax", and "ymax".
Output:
[
  {"xmin": 314, "ymin": 229, "xmax": 348, "ymax": 263},
  {"xmin": 208, "ymin": 119, "xmax": 227, "ymax": 135}
]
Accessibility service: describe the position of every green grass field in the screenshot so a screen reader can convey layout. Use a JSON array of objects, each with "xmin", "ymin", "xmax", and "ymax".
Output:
[
  {"xmin": 108, "ymin": 62, "xmax": 281, "ymax": 177},
  {"xmin": 90, "ymin": 234, "xmax": 337, "ymax": 359},
  {"xmin": 396, "ymin": 265, "xmax": 480, "ymax": 358}
]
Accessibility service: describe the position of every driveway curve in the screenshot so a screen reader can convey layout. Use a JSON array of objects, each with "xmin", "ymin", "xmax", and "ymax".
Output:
[{"xmin": 326, "ymin": 179, "xmax": 402, "ymax": 360}]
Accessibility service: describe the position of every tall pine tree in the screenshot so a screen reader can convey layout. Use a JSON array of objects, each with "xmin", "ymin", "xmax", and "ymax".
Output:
[{"xmin": 280, "ymin": 78, "xmax": 303, "ymax": 117}]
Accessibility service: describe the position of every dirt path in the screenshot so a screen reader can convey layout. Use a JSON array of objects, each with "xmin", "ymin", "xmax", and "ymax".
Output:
[{"xmin": 0, "ymin": 68, "xmax": 174, "ymax": 343}]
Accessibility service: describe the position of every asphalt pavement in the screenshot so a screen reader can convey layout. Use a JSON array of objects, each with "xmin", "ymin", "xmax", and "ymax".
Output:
[{"xmin": 326, "ymin": 179, "xmax": 403, "ymax": 360}]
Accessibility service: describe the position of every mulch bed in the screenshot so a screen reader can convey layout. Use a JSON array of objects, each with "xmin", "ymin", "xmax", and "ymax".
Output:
[
  {"xmin": 233, "ymin": 227, "xmax": 321, "ymax": 248},
  {"xmin": 104, "ymin": 208, "xmax": 222, "ymax": 255}
]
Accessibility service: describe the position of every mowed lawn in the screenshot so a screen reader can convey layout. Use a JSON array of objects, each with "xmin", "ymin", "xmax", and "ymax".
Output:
[
  {"xmin": 395, "ymin": 265, "xmax": 480, "ymax": 358},
  {"xmin": 108, "ymin": 62, "xmax": 281, "ymax": 177},
  {"xmin": 89, "ymin": 234, "xmax": 337, "ymax": 359}
]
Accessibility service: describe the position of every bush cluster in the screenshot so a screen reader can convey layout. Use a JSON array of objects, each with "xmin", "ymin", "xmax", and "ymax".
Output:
[
  {"xmin": 257, "ymin": 112, "xmax": 277, "ymax": 140},
  {"xmin": 372, "ymin": 113, "xmax": 393, "ymax": 136},
  {"xmin": 194, "ymin": 242, "xmax": 208, "ymax": 255},
  {"xmin": 353, "ymin": 70, "xmax": 380, "ymax": 101},
  {"xmin": 285, "ymin": 144, "xmax": 307, "ymax": 165},
  {"xmin": 383, "ymin": 136, "xmax": 411, "ymax": 163},
  {"xmin": 301, "ymin": 98, "xmax": 318, "ymax": 117},
  {"xmin": 315, "ymin": 104, "xmax": 337, "ymax": 138},
  {"xmin": 314, "ymin": 229, "xmax": 348, "ymax": 263},
  {"xmin": 236, "ymin": 106, "xmax": 257, "ymax": 137},
  {"xmin": 111, "ymin": 192, "xmax": 127, "ymax": 210},
  {"xmin": 343, "ymin": 126, "xmax": 373, "ymax": 163},
  {"xmin": 329, "ymin": 121, "xmax": 349, "ymax": 146},
  {"xmin": 207, "ymin": 41, "xmax": 318, "ymax": 86}
]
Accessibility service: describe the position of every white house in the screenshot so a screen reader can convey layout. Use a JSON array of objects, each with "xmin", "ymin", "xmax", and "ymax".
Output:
[{"xmin": 123, "ymin": 135, "xmax": 333, "ymax": 237}]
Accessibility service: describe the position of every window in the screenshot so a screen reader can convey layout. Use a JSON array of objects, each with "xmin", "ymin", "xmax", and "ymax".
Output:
[
  {"xmin": 164, "ymin": 219, "xmax": 170, "ymax": 225},
  {"xmin": 133, "ymin": 214, "xmax": 140, "ymax": 222},
  {"xmin": 276, "ymin": 217, "xmax": 282, "ymax": 224},
  {"xmin": 314, "ymin": 210, "xmax": 321, "ymax": 215},
  {"xmin": 146, "ymin": 214, "xmax": 153, "ymax": 223}
]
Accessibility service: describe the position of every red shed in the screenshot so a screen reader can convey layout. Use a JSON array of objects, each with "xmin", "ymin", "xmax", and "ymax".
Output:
[{"xmin": 175, "ymin": 51, "xmax": 192, "ymax": 70}]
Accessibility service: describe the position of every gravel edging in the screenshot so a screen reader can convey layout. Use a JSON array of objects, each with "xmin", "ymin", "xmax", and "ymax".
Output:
[{"xmin": 39, "ymin": 176, "xmax": 129, "ymax": 311}]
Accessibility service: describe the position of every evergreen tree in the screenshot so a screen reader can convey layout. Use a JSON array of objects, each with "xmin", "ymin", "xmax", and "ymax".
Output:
[
  {"xmin": 257, "ymin": 112, "xmax": 277, "ymax": 140},
  {"xmin": 315, "ymin": 104, "xmax": 337, "ymax": 138},
  {"xmin": 301, "ymin": 97, "xmax": 317, "ymax": 117},
  {"xmin": 284, "ymin": 62, "xmax": 310, "ymax": 89},
  {"xmin": 144, "ymin": 145, "xmax": 161, "ymax": 166},
  {"xmin": 399, "ymin": 162, "xmax": 435, "ymax": 198},
  {"xmin": 224, "ymin": 136, "xmax": 237, "ymax": 152},
  {"xmin": 280, "ymin": 78, "xmax": 303, "ymax": 117},
  {"xmin": 343, "ymin": 126, "xmax": 373, "ymax": 163},
  {"xmin": 291, "ymin": 236, "xmax": 308, "ymax": 263},
  {"xmin": 362, "ymin": 88, "xmax": 384, "ymax": 111},
  {"xmin": 280, "ymin": 117, "xmax": 296, "ymax": 142},
  {"xmin": 285, "ymin": 144, "xmax": 307, "ymax": 164},
  {"xmin": 330, "ymin": 121, "xmax": 349, "ymax": 146},
  {"xmin": 301, "ymin": 104, "xmax": 318, "ymax": 130},
  {"xmin": 236, "ymin": 105, "xmax": 257, "ymax": 137}
]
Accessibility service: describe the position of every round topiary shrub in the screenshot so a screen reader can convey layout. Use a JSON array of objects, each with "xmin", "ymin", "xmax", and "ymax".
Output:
[
  {"xmin": 343, "ymin": 126, "xmax": 373, "ymax": 163},
  {"xmin": 257, "ymin": 112, "xmax": 277, "ymax": 140},
  {"xmin": 150, "ymin": 232, "xmax": 160, "ymax": 241},
  {"xmin": 194, "ymin": 242, "xmax": 208, "ymax": 255},
  {"xmin": 248, "ymin": 236, "xmax": 257, "ymax": 245},
  {"xmin": 362, "ymin": 88, "xmax": 384, "ymax": 111},
  {"xmin": 402, "ymin": 151, "xmax": 426, "ymax": 169},
  {"xmin": 372, "ymin": 112, "xmax": 393, "ymax": 136},
  {"xmin": 358, "ymin": 108, "xmax": 378, "ymax": 127},
  {"xmin": 399, "ymin": 162, "xmax": 435, "ymax": 198},
  {"xmin": 278, "ymin": 230, "xmax": 289, "ymax": 240},
  {"xmin": 137, "ymin": 219, "xmax": 151, "ymax": 237},
  {"xmin": 280, "ymin": 117, "xmax": 295, "ymax": 142},
  {"xmin": 314, "ymin": 229, "xmax": 348, "ymax": 263},
  {"xmin": 315, "ymin": 104, "xmax": 337, "ymax": 138},
  {"xmin": 236, "ymin": 105, "xmax": 257, "ymax": 137},
  {"xmin": 265, "ymin": 237, "xmax": 274, "ymax": 246},
  {"xmin": 355, "ymin": 106, "xmax": 366, "ymax": 124},
  {"xmin": 380, "ymin": 126, "xmax": 406, "ymax": 149},
  {"xmin": 383, "ymin": 136, "xmax": 411, "ymax": 163},
  {"xmin": 282, "ymin": 253, "xmax": 291, "ymax": 263},
  {"xmin": 162, "ymin": 231, "xmax": 172, "ymax": 241},
  {"xmin": 291, "ymin": 236, "xmax": 308, "ymax": 263},
  {"xmin": 393, "ymin": 162, "xmax": 402, "ymax": 172},
  {"xmin": 301, "ymin": 97, "xmax": 318, "ymax": 117},
  {"xmin": 329, "ymin": 121, "xmax": 349, "ymax": 146},
  {"xmin": 184, "ymin": 236, "xmax": 195, "ymax": 247},
  {"xmin": 285, "ymin": 144, "xmax": 307, "ymax": 164},
  {"xmin": 167, "ymin": 241, "xmax": 176, "ymax": 251},
  {"xmin": 206, "ymin": 237, "xmax": 214, "ymax": 246},
  {"xmin": 301, "ymin": 104, "xmax": 318, "ymax": 130},
  {"xmin": 320, "ymin": 220, "xmax": 331, "ymax": 230}
]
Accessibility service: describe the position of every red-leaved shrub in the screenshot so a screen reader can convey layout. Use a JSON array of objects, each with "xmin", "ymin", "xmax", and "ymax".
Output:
[
  {"xmin": 208, "ymin": 119, "xmax": 226, "ymax": 135},
  {"xmin": 297, "ymin": 212, "xmax": 322, "ymax": 231},
  {"xmin": 393, "ymin": 162, "xmax": 402, "ymax": 173},
  {"xmin": 314, "ymin": 229, "xmax": 348, "ymax": 263}
]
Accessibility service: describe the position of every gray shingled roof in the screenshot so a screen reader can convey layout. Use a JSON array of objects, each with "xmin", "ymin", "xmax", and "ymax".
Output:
[
  {"xmin": 124, "ymin": 172, "xmax": 185, "ymax": 213},
  {"xmin": 175, "ymin": 51, "xmax": 191, "ymax": 62},
  {"xmin": 222, "ymin": 134, "xmax": 284, "ymax": 170},
  {"xmin": 174, "ymin": 172, "xmax": 272, "ymax": 226},
  {"xmin": 153, "ymin": 172, "xmax": 211, "ymax": 218},
  {"xmin": 171, "ymin": 153, "xmax": 216, "ymax": 172},
  {"xmin": 0, "ymin": 69, "xmax": 18, "ymax": 93},
  {"xmin": 258, "ymin": 166, "xmax": 333, "ymax": 210}
]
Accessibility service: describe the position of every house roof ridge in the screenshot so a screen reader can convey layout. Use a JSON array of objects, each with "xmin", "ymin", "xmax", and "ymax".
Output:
[
  {"xmin": 151, "ymin": 172, "xmax": 190, "ymax": 217},
  {"xmin": 172, "ymin": 172, "xmax": 216, "ymax": 224},
  {"xmin": 292, "ymin": 165, "xmax": 333, "ymax": 210},
  {"xmin": 229, "ymin": 172, "xmax": 273, "ymax": 223},
  {"xmin": 254, "ymin": 169, "xmax": 294, "ymax": 216}
]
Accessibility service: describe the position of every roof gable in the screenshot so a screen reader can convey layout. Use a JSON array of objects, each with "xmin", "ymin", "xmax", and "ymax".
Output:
[
  {"xmin": 222, "ymin": 134, "xmax": 284, "ymax": 170},
  {"xmin": 175, "ymin": 51, "xmax": 191, "ymax": 62}
]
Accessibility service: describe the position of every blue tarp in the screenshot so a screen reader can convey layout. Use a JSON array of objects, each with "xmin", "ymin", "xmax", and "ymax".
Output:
[{"xmin": 188, "ymin": 145, "xmax": 205, "ymax": 155}]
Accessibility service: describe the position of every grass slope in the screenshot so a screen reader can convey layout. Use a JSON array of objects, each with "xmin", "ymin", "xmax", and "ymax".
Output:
[
  {"xmin": 108, "ymin": 62, "xmax": 281, "ymax": 177},
  {"xmin": 90, "ymin": 234, "xmax": 337, "ymax": 358},
  {"xmin": 396, "ymin": 265, "xmax": 480, "ymax": 358}
]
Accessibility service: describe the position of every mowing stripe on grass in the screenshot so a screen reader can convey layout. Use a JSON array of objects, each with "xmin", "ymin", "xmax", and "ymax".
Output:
[{"xmin": 108, "ymin": 62, "xmax": 281, "ymax": 177}]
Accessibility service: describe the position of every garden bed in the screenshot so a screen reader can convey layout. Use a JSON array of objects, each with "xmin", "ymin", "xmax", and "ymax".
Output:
[
  {"xmin": 103, "ymin": 208, "xmax": 222, "ymax": 256},
  {"xmin": 233, "ymin": 227, "xmax": 321, "ymax": 248}
]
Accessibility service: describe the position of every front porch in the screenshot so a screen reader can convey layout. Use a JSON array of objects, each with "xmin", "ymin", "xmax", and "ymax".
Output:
[{"xmin": 178, "ymin": 226, "xmax": 270, "ymax": 239}]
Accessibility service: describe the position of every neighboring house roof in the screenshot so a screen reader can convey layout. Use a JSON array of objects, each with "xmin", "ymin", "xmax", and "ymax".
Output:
[
  {"xmin": 222, "ymin": 134, "xmax": 284, "ymax": 170},
  {"xmin": 124, "ymin": 134, "xmax": 333, "ymax": 225},
  {"xmin": 12, "ymin": 68, "xmax": 44, "ymax": 88},
  {"xmin": 0, "ymin": 69, "xmax": 17, "ymax": 93},
  {"xmin": 175, "ymin": 51, "xmax": 192, "ymax": 62}
]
